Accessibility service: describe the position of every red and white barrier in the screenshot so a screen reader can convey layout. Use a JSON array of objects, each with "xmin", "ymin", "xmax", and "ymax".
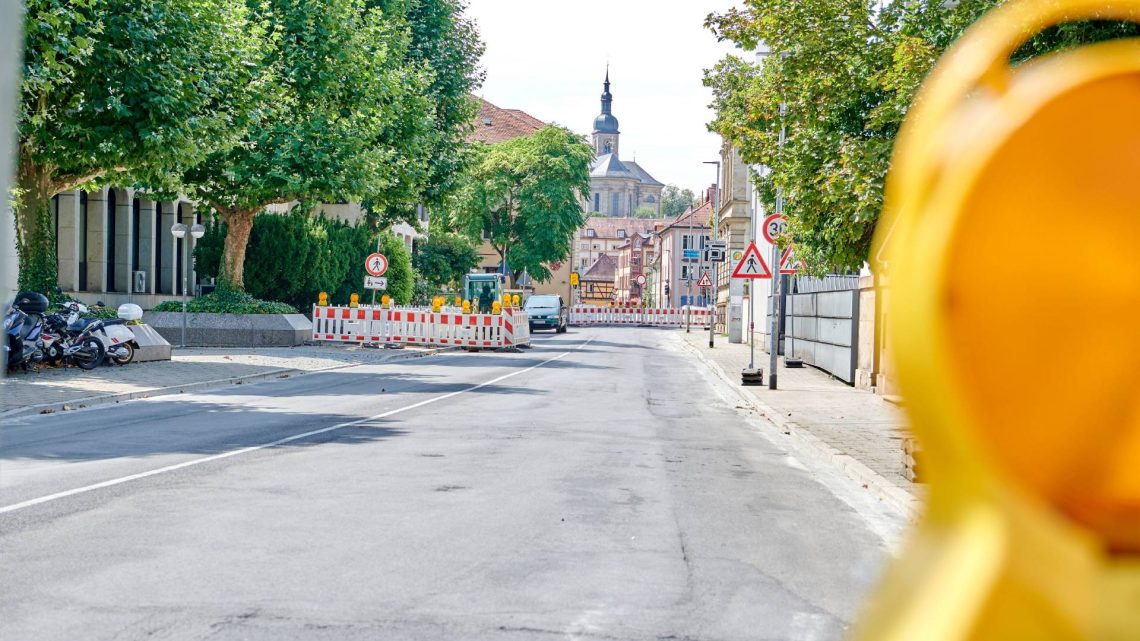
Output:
[
  {"xmin": 569, "ymin": 305, "xmax": 712, "ymax": 328},
  {"xmin": 311, "ymin": 306, "xmax": 531, "ymax": 349}
]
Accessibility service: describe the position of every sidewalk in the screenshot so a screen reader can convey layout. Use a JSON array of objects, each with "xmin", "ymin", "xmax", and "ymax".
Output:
[
  {"xmin": 676, "ymin": 330, "xmax": 921, "ymax": 518},
  {"xmin": 0, "ymin": 344, "xmax": 443, "ymax": 418}
]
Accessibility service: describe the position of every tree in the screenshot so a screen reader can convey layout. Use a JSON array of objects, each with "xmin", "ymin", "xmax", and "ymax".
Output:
[
  {"xmin": 368, "ymin": 0, "xmax": 485, "ymax": 221},
  {"xmin": 704, "ymin": 1, "xmax": 1140, "ymax": 272},
  {"xmin": 632, "ymin": 206, "xmax": 661, "ymax": 219},
  {"xmin": 660, "ymin": 185, "xmax": 696, "ymax": 218},
  {"xmin": 377, "ymin": 234, "xmax": 415, "ymax": 305},
  {"xmin": 454, "ymin": 126, "xmax": 592, "ymax": 284},
  {"xmin": 413, "ymin": 233, "xmax": 480, "ymax": 289},
  {"xmin": 180, "ymin": 0, "xmax": 433, "ymax": 291},
  {"xmin": 16, "ymin": 0, "xmax": 262, "ymax": 291}
]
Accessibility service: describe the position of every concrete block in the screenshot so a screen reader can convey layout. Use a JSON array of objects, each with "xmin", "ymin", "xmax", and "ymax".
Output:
[
  {"xmin": 142, "ymin": 312, "xmax": 312, "ymax": 347},
  {"xmin": 128, "ymin": 324, "xmax": 172, "ymax": 362},
  {"xmin": 817, "ymin": 291, "xmax": 855, "ymax": 318}
]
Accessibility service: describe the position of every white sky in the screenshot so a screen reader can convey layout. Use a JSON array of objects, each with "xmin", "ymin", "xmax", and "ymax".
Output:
[{"xmin": 464, "ymin": 0, "xmax": 747, "ymax": 194}]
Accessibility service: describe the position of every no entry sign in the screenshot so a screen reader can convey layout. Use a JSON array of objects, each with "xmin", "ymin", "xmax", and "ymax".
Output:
[{"xmin": 365, "ymin": 253, "xmax": 388, "ymax": 277}]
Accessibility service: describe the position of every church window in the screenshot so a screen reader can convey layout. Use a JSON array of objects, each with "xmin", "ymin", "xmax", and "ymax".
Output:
[
  {"xmin": 611, "ymin": 193, "xmax": 619, "ymax": 214},
  {"xmin": 645, "ymin": 195, "xmax": 655, "ymax": 204},
  {"xmin": 593, "ymin": 193, "xmax": 599, "ymax": 212}
]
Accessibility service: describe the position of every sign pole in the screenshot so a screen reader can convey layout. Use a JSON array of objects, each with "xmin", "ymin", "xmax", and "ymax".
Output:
[{"xmin": 769, "ymin": 115, "xmax": 786, "ymax": 390}]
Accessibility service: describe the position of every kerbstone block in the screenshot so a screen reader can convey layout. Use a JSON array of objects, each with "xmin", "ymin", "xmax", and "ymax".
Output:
[{"xmin": 142, "ymin": 312, "xmax": 312, "ymax": 347}]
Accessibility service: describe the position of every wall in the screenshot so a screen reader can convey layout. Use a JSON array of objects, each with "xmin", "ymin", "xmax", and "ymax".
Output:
[{"xmin": 783, "ymin": 288, "xmax": 860, "ymax": 384}]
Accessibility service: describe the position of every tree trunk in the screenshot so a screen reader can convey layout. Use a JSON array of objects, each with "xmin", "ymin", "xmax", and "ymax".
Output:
[
  {"xmin": 220, "ymin": 208, "xmax": 256, "ymax": 291},
  {"xmin": 15, "ymin": 157, "xmax": 59, "ymax": 293}
]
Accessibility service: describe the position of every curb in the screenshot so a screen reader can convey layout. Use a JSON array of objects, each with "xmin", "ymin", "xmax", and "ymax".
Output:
[
  {"xmin": 677, "ymin": 337, "xmax": 922, "ymax": 521},
  {"xmin": 0, "ymin": 346, "xmax": 450, "ymax": 420}
]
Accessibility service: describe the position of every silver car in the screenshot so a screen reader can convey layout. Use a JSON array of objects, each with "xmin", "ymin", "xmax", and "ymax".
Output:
[{"xmin": 524, "ymin": 294, "xmax": 568, "ymax": 333}]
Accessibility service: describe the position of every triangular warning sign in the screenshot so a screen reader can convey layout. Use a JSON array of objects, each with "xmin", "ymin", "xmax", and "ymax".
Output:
[
  {"xmin": 731, "ymin": 242, "xmax": 772, "ymax": 279},
  {"xmin": 696, "ymin": 272, "xmax": 713, "ymax": 288},
  {"xmin": 780, "ymin": 247, "xmax": 807, "ymax": 274}
]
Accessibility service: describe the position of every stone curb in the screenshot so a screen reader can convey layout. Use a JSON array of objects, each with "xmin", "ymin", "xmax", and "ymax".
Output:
[
  {"xmin": 678, "ymin": 338, "xmax": 922, "ymax": 521},
  {"xmin": 1, "ymin": 346, "xmax": 451, "ymax": 421}
]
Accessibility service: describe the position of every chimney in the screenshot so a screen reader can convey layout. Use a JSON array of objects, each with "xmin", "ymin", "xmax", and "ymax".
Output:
[{"xmin": 705, "ymin": 183, "xmax": 717, "ymax": 204}]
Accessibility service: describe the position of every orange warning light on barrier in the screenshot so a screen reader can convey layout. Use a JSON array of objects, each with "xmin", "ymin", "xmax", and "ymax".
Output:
[
  {"xmin": 349, "ymin": 293, "xmax": 359, "ymax": 308},
  {"xmin": 855, "ymin": 1, "xmax": 1140, "ymax": 640},
  {"xmin": 317, "ymin": 292, "xmax": 328, "ymax": 307}
]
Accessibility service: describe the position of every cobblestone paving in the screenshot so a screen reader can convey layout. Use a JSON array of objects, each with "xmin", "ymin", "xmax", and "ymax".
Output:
[
  {"xmin": 678, "ymin": 331, "xmax": 916, "ymax": 496},
  {"xmin": 0, "ymin": 345, "xmax": 434, "ymax": 415}
]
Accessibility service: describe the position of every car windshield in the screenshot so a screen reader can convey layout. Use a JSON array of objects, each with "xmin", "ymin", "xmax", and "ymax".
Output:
[{"xmin": 525, "ymin": 295, "xmax": 559, "ymax": 310}]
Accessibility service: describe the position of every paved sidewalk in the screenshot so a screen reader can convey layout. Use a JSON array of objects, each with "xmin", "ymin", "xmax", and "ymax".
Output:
[
  {"xmin": 676, "ymin": 330, "xmax": 921, "ymax": 518},
  {"xmin": 0, "ymin": 344, "xmax": 442, "ymax": 418}
]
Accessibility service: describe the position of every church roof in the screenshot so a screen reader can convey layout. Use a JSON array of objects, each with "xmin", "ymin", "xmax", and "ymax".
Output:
[
  {"xmin": 582, "ymin": 253, "xmax": 617, "ymax": 281},
  {"xmin": 469, "ymin": 97, "xmax": 547, "ymax": 144},
  {"xmin": 590, "ymin": 153, "xmax": 633, "ymax": 179},
  {"xmin": 623, "ymin": 160, "xmax": 664, "ymax": 187}
]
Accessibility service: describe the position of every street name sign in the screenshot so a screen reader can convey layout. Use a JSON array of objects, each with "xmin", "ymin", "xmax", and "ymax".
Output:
[
  {"xmin": 763, "ymin": 214, "xmax": 788, "ymax": 244},
  {"xmin": 364, "ymin": 276, "xmax": 388, "ymax": 290},
  {"xmin": 365, "ymin": 253, "xmax": 388, "ymax": 277},
  {"xmin": 682, "ymin": 249, "xmax": 701, "ymax": 261},
  {"xmin": 731, "ymin": 241, "xmax": 772, "ymax": 279}
]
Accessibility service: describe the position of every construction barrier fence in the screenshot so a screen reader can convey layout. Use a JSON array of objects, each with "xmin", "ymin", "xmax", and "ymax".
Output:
[
  {"xmin": 312, "ymin": 306, "xmax": 531, "ymax": 349},
  {"xmin": 569, "ymin": 305, "xmax": 713, "ymax": 327}
]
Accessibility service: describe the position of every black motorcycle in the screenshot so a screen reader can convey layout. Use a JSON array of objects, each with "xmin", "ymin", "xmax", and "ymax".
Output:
[
  {"xmin": 40, "ymin": 310, "xmax": 107, "ymax": 370},
  {"xmin": 7, "ymin": 292, "xmax": 104, "ymax": 371}
]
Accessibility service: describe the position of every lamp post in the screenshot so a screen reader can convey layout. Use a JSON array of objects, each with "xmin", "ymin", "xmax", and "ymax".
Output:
[
  {"xmin": 170, "ymin": 223, "xmax": 205, "ymax": 348},
  {"xmin": 703, "ymin": 160, "xmax": 721, "ymax": 348},
  {"xmin": 753, "ymin": 42, "xmax": 786, "ymax": 390}
]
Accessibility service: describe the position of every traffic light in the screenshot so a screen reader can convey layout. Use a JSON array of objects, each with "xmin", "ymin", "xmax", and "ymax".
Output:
[{"xmin": 857, "ymin": 0, "xmax": 1140, "ymax": 639}]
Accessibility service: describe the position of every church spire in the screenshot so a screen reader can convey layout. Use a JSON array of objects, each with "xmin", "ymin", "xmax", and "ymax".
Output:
[{"xmin": 593, "ymin": 68, "xmax": 619, "ymax": 135}]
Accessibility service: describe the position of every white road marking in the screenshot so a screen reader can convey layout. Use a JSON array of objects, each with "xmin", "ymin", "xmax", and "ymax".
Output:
[{"xmin": 0, "ymin": 338, "xmax": 595, "ymax": 515}]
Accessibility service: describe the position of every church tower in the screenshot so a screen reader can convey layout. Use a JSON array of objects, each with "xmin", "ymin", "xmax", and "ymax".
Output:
[{"xmin": 592, "ymin": 69, "xmax": 620, "ymax": 157}]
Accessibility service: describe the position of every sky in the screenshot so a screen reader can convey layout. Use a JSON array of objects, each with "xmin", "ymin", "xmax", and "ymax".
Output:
[{"xmin": 464, "ymin": 0, "xmax": 748, "ymax": 195}]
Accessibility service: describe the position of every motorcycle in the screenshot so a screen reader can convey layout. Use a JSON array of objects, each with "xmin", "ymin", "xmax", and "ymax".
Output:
[
  {"xmin": 4, "ymin": 305, "xmax": 46, "ymax": 371},
  {"xmin": 56, "ymin": 301, "xmax": 138, "ymax": 365},
  {"xmin": 39, "ymin": 307, "xmax": 107, "ymax": 371}
]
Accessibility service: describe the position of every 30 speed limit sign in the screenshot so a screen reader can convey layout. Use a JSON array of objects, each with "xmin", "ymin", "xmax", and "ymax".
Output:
[{"xmin": 763, "ymin": 214, "xmax": 788, "ymax": 244}]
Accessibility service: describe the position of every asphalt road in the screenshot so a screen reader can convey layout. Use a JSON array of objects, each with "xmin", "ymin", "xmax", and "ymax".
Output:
[{"xmin": 0, "ymin": 327, "xmax": 906, "ymax": 641}]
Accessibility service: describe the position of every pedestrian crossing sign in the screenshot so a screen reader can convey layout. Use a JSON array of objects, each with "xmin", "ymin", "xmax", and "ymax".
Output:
[{"xmin": 731, "ymin": 242, "xmax": 772, "ymax": 279}]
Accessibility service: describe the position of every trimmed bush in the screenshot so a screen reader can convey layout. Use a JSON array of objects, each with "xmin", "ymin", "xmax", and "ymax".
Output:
[{"xmin": 152, "ymin": 288, "xmax": 298, "ymax": 314}]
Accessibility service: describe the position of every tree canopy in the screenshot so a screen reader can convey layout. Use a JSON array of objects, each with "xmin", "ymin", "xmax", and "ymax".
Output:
[
  {"xmin": 181, "ymin": 0, "xmax": 435, "ymax": 290},
  {"xmin": 453, "ymin": 126, "xmax": 592, "ymax": 284},
  {"xmin": 413, "ymin": 233, "xmax": 480, "ymax": 290},
  {"xmin": 660, "ymin": 185, "xmax": 697, "ymax": 218},
  {"xmin": 16, "ymin": 0, "xmax": 262, "ymax": 291},
  {"xmin": 704, "ymin": 0, "xmax": 1140, "ymax": 272}
]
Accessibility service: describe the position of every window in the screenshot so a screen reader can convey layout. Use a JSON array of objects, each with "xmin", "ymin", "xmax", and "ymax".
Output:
[
  {"xmin": 482, "ymin": 226, "xmax": 492, "ymax": 241},
  {"xmin": 611, "ymin": 193, "xmax": 619, "ymax": 214},
  {"xmin": 581, "ymin": 258, "xmax": 588, "ymax": 268},
  {"xmin": 617, "ymin": 229, "xmax": 626, "ymax": 239},
  {"xmin": 632, "ymin": 255, "xmax": 640, "ymax": 266},
  {"xmin": 646, "ymin": 195, "xmax": 655, "ymax": 204},
  {"xmin": 417, "ymin": 204, "xmax": 429, "ymax": 222},
  {"xmin": 683, "ymin": 235, "xmax": 693, "ymax": 250},
  {"xmin": 593, "ymin": 193, "xmax": 600, "ymax": 212},
  {"xmin": 681, "ymin": 265, "xmax": 691, "ymax": 281},
  {"xmin": 586, "ymin": 228, "xmax": 596, "ymax": 238}
]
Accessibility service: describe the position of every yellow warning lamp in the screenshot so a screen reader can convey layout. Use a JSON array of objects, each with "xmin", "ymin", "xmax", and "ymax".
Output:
[
  {"xmin": 856, "ymin": 1, "xmax": 1140, "ymax": 640},
  {"xmin": 317, "ymin": 291, "xmax": 328, "ymax": 307},
  {"xmin": 348, "ymin": 293, "xmax": 359, "ymax": 308},
  {"xmin": 454, "ymin": 295, "xmax": 462, "ymax": 307},
  {"xmin": 380, "ymin": 294, "xmax": 391, "ymax": 308},
  {"xmin": 462, "ymin": 299, "xmax": 471, "ymax": 314},
  {"xmin": 492, "ymin": 300, "xmax": 502, "ymax": 315},
  {"xmin": 512, "ymin": 294, "xmax": 520, "ymax": 307}
]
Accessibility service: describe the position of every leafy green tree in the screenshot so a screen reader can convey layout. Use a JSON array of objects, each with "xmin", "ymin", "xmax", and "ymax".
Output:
[
  {"xmin": 632, "ymin": 206, "xmax": 662, "ymax": 219},
  {"xmin": 376, "ymin": 234, "xmax": 415, "ymax": 305},
  {"xmin": 660, "ymin": 185, "xmax": 696, "ymax": 218},
  {"xmin": 368, "ymin": 0, "xmax": 485, "ymax": 220},
  {"xmin": 413, "ymin": 233, "xmax": 480, "ymax": 289},
  {"xmin": 15, "ymin": 0, "xmax": 262, "ymax": 291},
  {"xmin": 454, "ymin": 126, "xmax": 592, "ymax": 284},
  {"xmin": 181, "ymin": 0, "xmax": 433, "ymax": 291},
  {"xmin": 704, "ymin": 1, "xmax": 1140, "ymax": 272}
]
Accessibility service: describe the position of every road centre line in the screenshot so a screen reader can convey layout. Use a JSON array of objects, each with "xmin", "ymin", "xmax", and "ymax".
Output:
[{"xmin": 0, "ymin": 337, "xmax": 596, "ymax": 516}]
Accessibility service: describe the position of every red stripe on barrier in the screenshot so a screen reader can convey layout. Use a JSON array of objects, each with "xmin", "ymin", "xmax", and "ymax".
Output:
[{"xmin": 341, "ymin": 309, "xmax": 350, "ymax": 319}]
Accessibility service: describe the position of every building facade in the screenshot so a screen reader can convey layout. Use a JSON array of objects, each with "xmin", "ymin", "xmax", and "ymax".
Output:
[
  {"xmin": 585, "ymin": 72, "xmax": 664, "ymax": 217},
  {"xmin": 612, "ymin": 231, "xmax": 654, "ymax": 305},
  {"xmin": 648, "ymin": 191, "xmax": 714, "ymax": 308},
  {"xmin": 715, "ymin": 142, "xmax": 757, "ymax": 342}
]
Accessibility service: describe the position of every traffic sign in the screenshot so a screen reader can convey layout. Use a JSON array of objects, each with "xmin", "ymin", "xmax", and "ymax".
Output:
[
  {"xmin": 705, "ymin": 248, "xmax": 726, "ymax": 263},
  {"xmin": 570, "ymin": 271, "xmax": 580, "ymax": 286},
  {"xmin": 365, "ymin": 253, "xmax": 388, "ymax": 277},
  {"xmin": 364, "ymin": 276, "xmax": 388, "ymax": 290},
  {"xmin": 696, "ymin": 272, "xmax": 713, "ymax": 288},
  {"xmin": 682, "ymin": 249, "xmax": 701, "ymax": 261},
  {"xmin": 763, "ymin": 214, "xmax": 788, "ymax": 244},
  {"xmin": 635, "ymin": 274, "xmax": 646, "ymax": 286},
  {"xmin": 779, "ymin": 247, "xmax": 806, "ymax": 274},
  {"xmin": 731, "ymin": 242, "xmax": 772, "ymax": 279}
]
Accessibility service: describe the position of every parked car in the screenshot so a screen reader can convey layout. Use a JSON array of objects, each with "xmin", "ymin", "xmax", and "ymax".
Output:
[{"xmin": 524, "ymin": 294, "xmax": 568, "ymax": 333}]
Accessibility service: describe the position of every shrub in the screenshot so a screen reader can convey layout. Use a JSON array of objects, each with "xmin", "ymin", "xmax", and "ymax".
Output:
[{"xmin": 152, "ymin": 287, "xmax": 298, "ymax": 314}]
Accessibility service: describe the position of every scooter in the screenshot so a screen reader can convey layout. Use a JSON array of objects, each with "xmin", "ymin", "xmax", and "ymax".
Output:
[{"xmin": 4, "ymin": 305, "xmax": 45, "ymax": 371}]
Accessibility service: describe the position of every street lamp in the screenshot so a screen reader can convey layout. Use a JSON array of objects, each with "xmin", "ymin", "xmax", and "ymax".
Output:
[
  {"xmin": 703, "ymin": 159, "xmax": 720, "ymax": 349},
  {"xmin": 170, "ymin": 223, "xmax": 205, "ymax": 347},
  {"xmin": 752, "ymin": 42, "xmax": 786, "ymax": 390}
]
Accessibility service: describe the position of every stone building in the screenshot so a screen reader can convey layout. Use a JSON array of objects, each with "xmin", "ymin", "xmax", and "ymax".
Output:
[
  {"xmin": 585, "ymin": 71, "xmax": 664, "ymax": 217},
  {"xmin": 646, "ymin": 189, "xmax": 714, "ymax": 309}
]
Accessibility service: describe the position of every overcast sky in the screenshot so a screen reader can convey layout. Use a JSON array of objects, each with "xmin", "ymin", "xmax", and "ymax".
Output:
[{"xmin": 464, "ymin": 0, "xmax": 748, "ymax": 194}]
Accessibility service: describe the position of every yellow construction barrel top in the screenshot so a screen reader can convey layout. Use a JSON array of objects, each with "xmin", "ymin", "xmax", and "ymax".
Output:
[{"xmin": 861, "ymin": 0, "xmax": 1140, "ymax": 639}]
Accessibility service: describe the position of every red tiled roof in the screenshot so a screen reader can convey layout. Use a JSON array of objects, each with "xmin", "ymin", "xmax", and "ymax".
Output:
[
  {"xmin": 582, "ymin": 253, "xmax": 617, "ymax": 281},
  {"xmin": 660, "ymin": 200, "xmax": 713, "ymax": 233},
  {"xmin": 468, "ymin": 98, "xmax": 547, "ymax": 144},
  {"xmin": 580, "ymin": 216, "xmax": 666, "ymax": 241}
]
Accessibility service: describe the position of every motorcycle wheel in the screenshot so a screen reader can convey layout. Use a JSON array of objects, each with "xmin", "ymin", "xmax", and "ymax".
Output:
[
  {"xmin": 46, "ymin": 343, "xmax": 63, "ymax": 365},
  {"xmin": 110, "ymin": 342, "xmax": 135, "ymax": 366},
  {"xmin": 73, "ymin": 337, "xmax": 106, "ymax": 370}
]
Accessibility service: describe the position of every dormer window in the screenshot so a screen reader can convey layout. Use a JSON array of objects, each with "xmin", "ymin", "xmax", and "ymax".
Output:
[
  {"xmin": 587, "ymin": 228, "xmax": 597, "ymax": 238},
  {"xmin": 617, "ymin": 229, "xmax": 626, "ymax": 239}
]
